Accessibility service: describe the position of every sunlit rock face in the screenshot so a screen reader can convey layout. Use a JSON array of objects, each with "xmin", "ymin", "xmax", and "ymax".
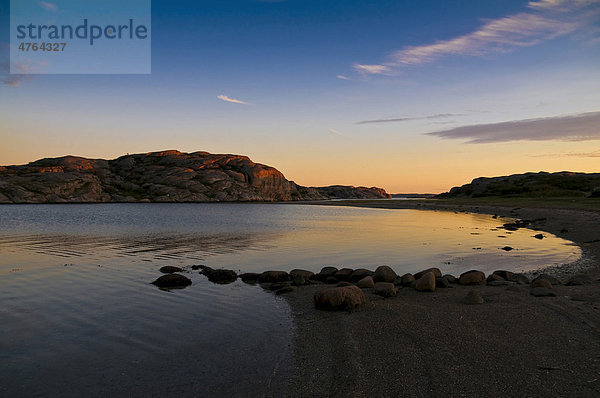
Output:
[{"xmin": 0, "ymin": 150, "xmax": 390, "ymax": 203}]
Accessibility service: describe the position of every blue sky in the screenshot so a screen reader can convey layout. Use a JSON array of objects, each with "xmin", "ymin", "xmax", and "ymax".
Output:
[{"xmin": 1, "ymin": 0, "xmax": 599, "ymax": 192}]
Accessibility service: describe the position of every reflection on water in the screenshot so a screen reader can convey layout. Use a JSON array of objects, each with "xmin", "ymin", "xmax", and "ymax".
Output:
[
  {"xmin": 0, "ymin": 203, "xmax": 581, "ymax": 396},
  {"xmin": 0, "ymin": 231, "xmax": 278, "ymax": 264},
  {"xmin": 0, "ymin": 203, "xmax": 581, "ymax": 275}
]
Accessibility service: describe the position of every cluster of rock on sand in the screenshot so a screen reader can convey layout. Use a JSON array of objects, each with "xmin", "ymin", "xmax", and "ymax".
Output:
[{"xmin": 150, "ymin": 264, "xmax": 595, "ymax": 309}]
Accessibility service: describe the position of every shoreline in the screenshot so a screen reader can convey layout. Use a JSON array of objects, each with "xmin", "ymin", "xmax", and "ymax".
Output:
[
  {"xmin": 304, "ymin": 199, "xmax": 600, "ymax": 279},
  {"xmin": 279, "ymin": 200, "xmax": 600, "ymax": 397}
]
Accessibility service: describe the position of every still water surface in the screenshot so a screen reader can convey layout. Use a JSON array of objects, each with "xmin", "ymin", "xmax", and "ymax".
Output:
[{"xmin": 0, "ymin": 203, "xmax": 580, "ymax": 396}]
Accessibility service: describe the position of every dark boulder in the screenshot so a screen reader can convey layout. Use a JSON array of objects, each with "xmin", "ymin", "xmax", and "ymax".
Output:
[
  {"xmin": 206, "ymin": 269, "xmax": 238, "ymax": 284},
  {"xmin": 487, "ymin": 274, "xmax": 505, "ymax": 284},
  {"xmin": 436, "ymin": 277, "xmax": 451, "ymax": 288},
  {"xmin": 240, "ymin": 273, "xmax": 260, "ymax": 283},
  {"xmin": 373, "ymin": 282, "xmax": 397, "ymax": 298},
  {"xmin": 414, "ymin": 268, "xmax": 442, "ymax": 280},
  {"xmin": 373, "ymin": 265, "xmax": 397, "ymax": 283},
  {"xmin": 151, "ymin": 274, "xmax": 192, "ymax": 288},
  {"xmin": 290, "ymin": 269, "xmax": 315, "ymax": 280},
  {"xmin": 356, "ymin": 276, "xmax": 375, "ymax": 289},
  {"xmin": 258, "ymin": 271, "xmax": 289, "ymax": 283},
  {"xmin": 325, "ymin": 276, "xmax": 339, "ymax": 284},
  {"xmin": 459, "ymin": 270, "xmax": 486, "ymax": 285},
  {"xmin": 291, "ymin": 274, "xmax": 307, "ymax": 286},
  {"xmin": 415, "ymin": 272, "xmax": 436, "ymax": 292},
  {"xmin": 400, "ymin": 273, "xmax": 416, "ymax": 287},
  {"xmin": 314, "ymin": 285, "xmax": 367, "ymax": 311},
  {"xmin": 349, "ymin": 268, "xmax": 374, "ymax": 283},
  {"xmin": 315, "ymin": 266, "xmax": 338, "ymax": 281},
  {"xmin": 159, "ymin": 266, "xmax": 183, "ymax": 274},
  {"xmin": 442, "ymin": 274, "xmax": 457, "ymax": 284},
  {"xmin": 334, "ymin": 268, "xmax": 354, "ymax": 281},
  {"xmin": 493, "ymin": 270, "xmax": 529, "ymax": 284}
]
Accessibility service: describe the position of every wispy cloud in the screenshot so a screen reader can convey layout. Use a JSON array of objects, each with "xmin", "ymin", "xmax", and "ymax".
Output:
[
  {"xmin": 353, "ymin": 0, "xmax": 599, "ymax": 73},
  {"xmin": 427, "ymin": 111, "xmax": 600, "ymax": 143},
  {"xmin": 328, "ymin": 128, "xmax": 343, "ymax": 136},
  {"xmin": 336, "ymin": 74, "xmax": 351, "ymax": 80},
  {"xmin": 217, "ymin": 94, "xmax": 250, "ymax": 105},
  {"xmin": 531, "ymin": 150, "xmax": 600, "ymax": 157},
  {"xmin": 353, "ymin": 64, "xmax": 391, "ymax": 75},
  {"xmin": 356, "ymin": 113, "xmax": 463, "ymax": 125},
  {"xmin": 38, "ymin": 1, "xmax": 58, "ymax": 11},
  {"xmin": 1, "ymin": 60, "xmax": 34, "ymax": 87}
]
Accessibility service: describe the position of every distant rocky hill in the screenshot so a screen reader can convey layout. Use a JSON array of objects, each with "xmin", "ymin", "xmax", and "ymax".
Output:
[
  {"xmin": 438, "ymin": 171, "xmax": 600, "ymax": 198},
  {"xmin": 0, "ymin": 150, "xmax": 391, "ymax": 203}
]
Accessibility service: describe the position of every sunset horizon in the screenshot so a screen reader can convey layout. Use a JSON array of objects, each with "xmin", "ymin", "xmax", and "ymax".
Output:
[{"xmin": 2, "ymin": 0, "xmax": 599, "ymax": 193}]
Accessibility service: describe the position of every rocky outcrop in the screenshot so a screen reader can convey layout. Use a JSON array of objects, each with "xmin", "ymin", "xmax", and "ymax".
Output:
[
  {"xmin": 438, "ymin": 171, "xmax": 600, "ymax": 198},
  {"xmin": 0, "ymin": 150, "xmax": 390, "ymax": 203}
]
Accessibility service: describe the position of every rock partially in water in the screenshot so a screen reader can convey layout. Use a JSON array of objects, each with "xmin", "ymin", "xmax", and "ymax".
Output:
[
  {"xmin": 240, "ymin": 273, "xmax": 260, "ymax": 284},
  {"xmin": 258, "ymin": 271, "xmax": 289, "ymax": 283},
  {"xmin": 356, "ymin": 276, "xmax": 375, "ymax": 289},
  {"xmin": 290, "ymin": 269, "xmax": 315, "ymax": 281},
  {"xmin": 151, "ymin": 274, "xmax": 192, "ymax": 288},
  {"xmin": 414, "ymin": 268, "xmax": 442, "ymax": 280},
  {"xmin": 374, "ymin": 282, "xmax": 397, "ymax": 298},
  {"xmin": 534, "ymin": 234, "xmax": 545, "ymax": 240},
  {"xmin": 314, "ymin": 285, "xmax": 367, "ymax": 311},
  {"xmin": 159, "ymin": 266, "xmax": 183, "ymax": 274},
  {"xmin": 206, "ymin": 269, "xmax": 238, "ymax": 284},
  {"xmin": 462, "ymin": 290, "xmax": 484, "ymax": 305},
  {"xmin": 501, "ymin": 246, "xmax": 514, "ymax": 251},
  {"xmin": 373, "ymin": 265, "xmax": 397, "ymax": 283},
  {"xmin": 415, "ymin": 272, "xmax": 436, "ymax": 292},
  {"xmin": 459, "ymin": 270, "xmax": 486, "ymax": 286}
]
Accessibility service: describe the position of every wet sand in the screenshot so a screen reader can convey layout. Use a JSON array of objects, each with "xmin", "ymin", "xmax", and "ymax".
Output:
[{"xmin": 281, "ymin": 201, "xmax": 600, "ymax": 397}]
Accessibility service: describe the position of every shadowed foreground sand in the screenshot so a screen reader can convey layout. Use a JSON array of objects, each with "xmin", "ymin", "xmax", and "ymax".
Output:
[{"xmin": 280, "ymin": 201, "xmax": 600, "ymax": 397}]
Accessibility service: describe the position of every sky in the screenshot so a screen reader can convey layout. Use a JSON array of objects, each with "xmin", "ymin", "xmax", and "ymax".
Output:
[{"xmin": 1, "ymin": 0, "xmax": 599, "ymax": 193}]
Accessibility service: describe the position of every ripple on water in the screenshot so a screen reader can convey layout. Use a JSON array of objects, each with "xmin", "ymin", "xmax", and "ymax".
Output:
[{"xmin": 0, "ymin": 263, "xmax": 293, "ymax": 397}]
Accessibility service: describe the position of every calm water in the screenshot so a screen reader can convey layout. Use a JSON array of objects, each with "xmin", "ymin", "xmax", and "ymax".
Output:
[{"xmin": 0, "ymin": 203, "xmax": 580, "ymax": 396}]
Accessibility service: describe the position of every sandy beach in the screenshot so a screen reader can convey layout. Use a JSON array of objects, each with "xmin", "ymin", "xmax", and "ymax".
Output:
[{"xmin": 281, "ymin": 201, "xmax": 600, "ymax": 397}]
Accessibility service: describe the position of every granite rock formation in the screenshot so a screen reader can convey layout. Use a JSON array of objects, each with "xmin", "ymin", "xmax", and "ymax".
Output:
[{"xmin": 0, "ymin": 150, "xmax": 391, "ymax": 203}]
